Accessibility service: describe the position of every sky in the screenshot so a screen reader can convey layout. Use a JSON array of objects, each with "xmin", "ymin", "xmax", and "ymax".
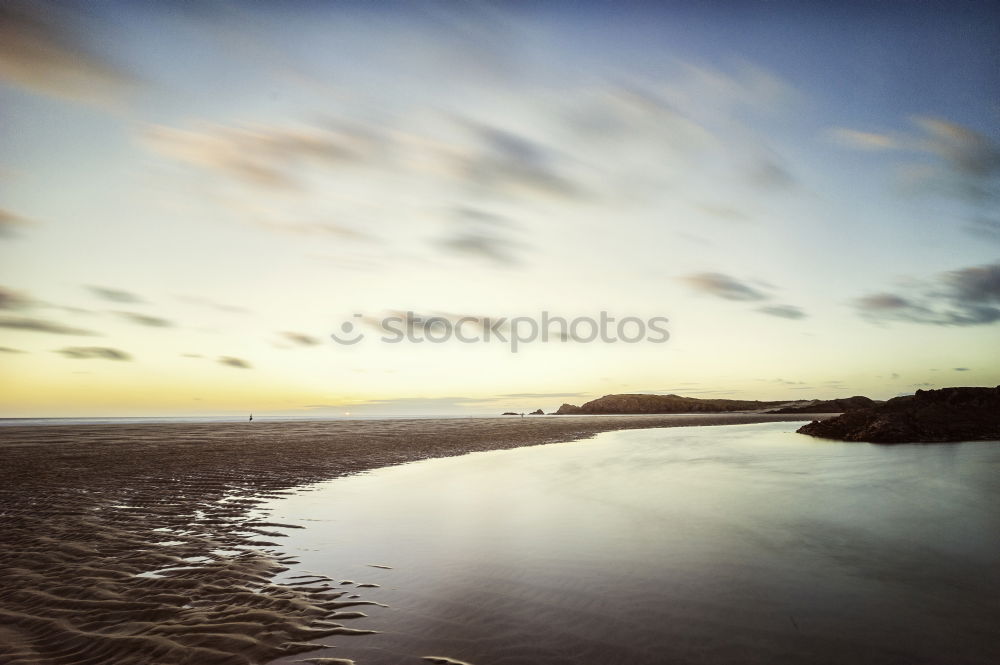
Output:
[{"xmin": 1, "ymin": 0, "xmax": 999, "ymax": 417}]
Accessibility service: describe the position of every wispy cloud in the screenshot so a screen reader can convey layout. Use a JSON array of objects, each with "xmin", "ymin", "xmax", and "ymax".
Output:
[
  {"xmin": 680, "ymin": 274, "xmax": 810, "ymax": 321},
  {"xmin": 833, "ymin": 116, "xmax": 1000, "ymax": 240},
  {"xmin": 176, "ymin": 295, "xmax": 248, "ymax": 314},
  {"xmin": 358, "ymin": 310, "xmax": 513, "ymax": 339},
  {"xmin": 87, "ymin": 286, "xmax": 144, "ymax": 304},
  {"xmin": 0, "ymin": 346, "xmax": 25, "ymax": 354},
  {"xmin": 0, "ymin": 208, "xmax": 34, "ymax": 238},
  {"xmin": 827, "ymin": 128, "xmax": 899, "ymax": 151},
  {"xmin": 136, "ymin": 56, "xmax": 805, "ymax": 279},
  {"xmin": 770, "ymin": 378, "xmax": 806, "ymax": 385},
  {"xmin": 143, "ymin": 121, "xmax": 381, "ymax": 243},
  {"xmin": 854, "ymin": 261, "xmax": 1000, "ymax": 326},
  {"xmin": 0, "ymin": 0, "xmax": 133, "ymax": 105},
  {"xmin": 247, "ymin": 216, "xmax": 372, "ymax": 240},
  {"xmin": 672, "ymin": 61, "xmax": 801, "ymax": 117},
  {"xmin": 913, "ymin": 117, "xmax": 1000, "ymax": 178},
  {"xmin": 748, "ymin": 156, "xmax": 795, "ymax": 190},
  {"xmin": 1, "ymin": 286, "xmax": 101, "ymax": 319},
  {"xmin": 0, "ymin": 286, "xmax": 38, "ymax": 311},
  {"xmin": 680, "ymin": 272, "xmax": 770, "ymax": 301},
  {"xmin": 457, "ymin": 121, "xmax": 582, "ymax": 199},
  {"xmin": 280, "ymin": 331, "xmax": 321, "ymax": 346},
  {"xmin": 113, "ymin": 311, "xmax": 173, "ymax": 328},
  {"xmin": 756, "ymin": 304, "xmax": 807, "ymax": 320},
  {"xmin": 436, "ymin": 207, "xmax": 525, "ymax": 266},
  {"xmin": 218, "ymin": 356, "xmax": 252, "ymax": 369},
  {"xmin": 57, "ymin": 346, "xmax": 130, "ymax": 360},
  {"xmin": 0, "ymin": 316, "xmax": 97, "ymax": 335},
  {"xmin": 830, "ymin": 116, "xmax": 1000, "ymax": 168},
  {"xmin": 142, "ymin": 121, "xmax": 382, "ymax": 190},
  {"xmin": 696, "ymin": 203, "xmax": 752, "ymax": 222}
]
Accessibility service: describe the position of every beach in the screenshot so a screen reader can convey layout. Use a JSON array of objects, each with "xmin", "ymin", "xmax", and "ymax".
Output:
[
  {"xmin": 0, "ymin": 414, "xmax": 819, "ymax": 665},
  {"xmin": 4, "ymin": 2, "xmax": 997, "ymax": 663}
]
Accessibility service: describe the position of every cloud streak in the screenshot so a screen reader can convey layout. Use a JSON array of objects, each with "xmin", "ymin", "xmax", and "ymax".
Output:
[
  {"xmin": 0, "ymin": 208, "xmax": 34, "ymax": 238},
  {"xmin": 143, "ymin": 122, "xmax": 382, "ymax": 190},
  {"xmin": 854, "ymin": 261, "xmax": 1000, "ymax": 326},
  {"xmin": 828, "ymin": 128, "xmax": 900, "ymax": 151},
  {"xmin": 756, "ymin": 304, "xmax": 807, "ymax": 320},
  {"xmin": 176, "ymin": 295, "xmax": 248, "ymax": 314},
  {"xmin": 114, "ymin": 311, "xmax": 173, "ymax": 328},
  {"xmin": 434, "ymin": 207, "xmax": 525, "ymax": 266},
  {"xmin": 0, "ymin": 1, "xmax": 133, "ymax": 105},
  {"xmin": 458, "ymin": 121, "xmax": 581, "ymax": 199},
  {"xmin": 87, "ymin": 286, "xmax": 144, "ymax": 304},
  {"xmin": 280, "ymin": 332, "xmax": 321, "ymax": 346},
  {"xmin": 0, "ymin": 287, "xmax": 38, "ymax": 311},
  {"xmin": 57, "ymin": 346, "xmax": 130, "ymax": 360},
  {"xmin": 0, "ymin": 316, "xmax": 97, "ymax": 335},
  {"xmin": 218, "ymin": 356, "xmax": 252, "ymax": 369},
  {"xmin": 833, "ymin": 116, "xmax": 1000, "ymax": 240},
  {"xmin": 680, "ymin": 272, "xmax": 770, "ymax": 301}
]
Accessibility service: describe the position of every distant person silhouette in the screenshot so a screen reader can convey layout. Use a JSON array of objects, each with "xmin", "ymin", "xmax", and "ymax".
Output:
[{"xmin": 249, "ymin": 413, "xmax": 253, "ymax": 422}]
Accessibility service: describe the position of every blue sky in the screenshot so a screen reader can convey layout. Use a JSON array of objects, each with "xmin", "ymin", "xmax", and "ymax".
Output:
[{"xmin": 1, "ymin": 0, "xmax": 998, "ymax": 416}]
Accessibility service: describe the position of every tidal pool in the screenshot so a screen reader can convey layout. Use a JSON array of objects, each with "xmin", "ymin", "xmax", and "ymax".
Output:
[{"xmin": 265, "ymin": 422, "xmax": 1000, "ymax": 665}]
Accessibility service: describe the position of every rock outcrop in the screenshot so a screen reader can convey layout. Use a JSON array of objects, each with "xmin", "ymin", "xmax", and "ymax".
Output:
[
  {"xmin": 554, "ymin": 393, "xmax": 789, "ymax": 414},
  {"xmin": 797, "ymin": 386, "xmax": 1000, "ymax": 443},
  {"xmin": 770, "ymin": 396, "xmax": 878, "ymax": 414},
  {"xmin": 529, "ymin": 409, "xmax": 544, "ymax": 415}
]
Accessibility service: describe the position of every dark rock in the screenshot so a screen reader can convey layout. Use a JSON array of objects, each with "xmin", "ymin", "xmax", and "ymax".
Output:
[
  {"xmin": 528, "ymin": 409, "xmax": 544, "ymax": 415},
  {"xmin": 797, "ymin": 386, "xmax": 1000, "ymax": 443},
  {"xmin": 555, "ymin": 403, "xmax": 583, "ymax": 415},
  {"xmin": 501, "ymin": 412, "xmax": 519, "ymax": 416}
]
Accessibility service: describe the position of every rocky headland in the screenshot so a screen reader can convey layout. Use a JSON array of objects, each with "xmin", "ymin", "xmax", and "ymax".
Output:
[
  {"xmin": 797, "ymin": 387, "xmax": 1000, "ymax": 443},
  {"xmin": 554, "ymin": 393, "xmax": 792, "ymax": 415}
]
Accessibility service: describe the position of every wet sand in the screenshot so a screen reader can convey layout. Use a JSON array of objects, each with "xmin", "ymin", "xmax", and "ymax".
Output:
[{"xmin": 0, "ymin": 414, "xmax": 821, "ymax": 664}]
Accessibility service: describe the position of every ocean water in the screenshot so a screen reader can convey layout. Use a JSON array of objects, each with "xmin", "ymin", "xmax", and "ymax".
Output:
[{"xmin": 264, "ymin": 422, "xmax": 1000, "ymax": 665}]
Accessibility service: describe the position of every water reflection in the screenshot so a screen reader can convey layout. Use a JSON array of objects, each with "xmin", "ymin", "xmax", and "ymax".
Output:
[{"xmin": 266, "ymin": 423, "xmax": 1000, "ymax": 665}]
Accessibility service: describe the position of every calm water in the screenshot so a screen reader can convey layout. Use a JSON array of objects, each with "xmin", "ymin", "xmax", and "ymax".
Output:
[{"xmin": 265, "ymin": 422, "xmax": 1000, "ymax": 665}]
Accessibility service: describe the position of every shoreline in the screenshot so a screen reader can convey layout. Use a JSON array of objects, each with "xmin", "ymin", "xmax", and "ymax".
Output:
[{"xmin": 0, "ymin": 413, "xmax": 828, "ymax": 665}]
